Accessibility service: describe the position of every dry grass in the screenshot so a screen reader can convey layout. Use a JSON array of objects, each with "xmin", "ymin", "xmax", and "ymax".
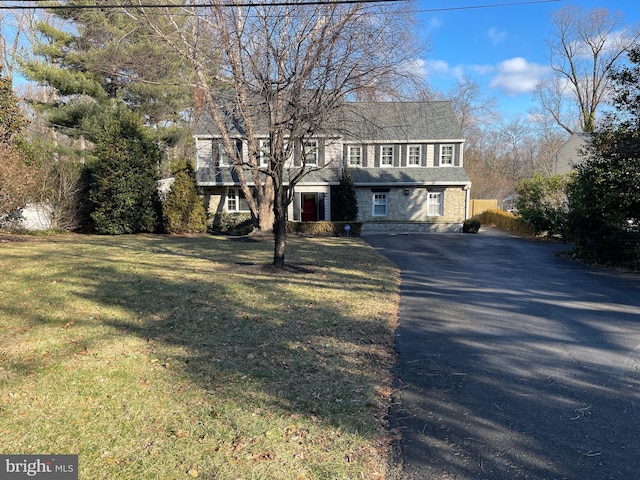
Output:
[{"xmin": 0, "ymin": 233, "xmax": 400, "ymax": 479}]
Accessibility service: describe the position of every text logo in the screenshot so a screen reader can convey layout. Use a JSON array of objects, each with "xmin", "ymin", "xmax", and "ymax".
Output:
[{"xmin": 0, "ymin": 456, "xmax": 78, "ymax": 479}]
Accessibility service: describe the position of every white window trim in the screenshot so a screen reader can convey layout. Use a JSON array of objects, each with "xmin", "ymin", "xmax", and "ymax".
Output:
[
  {"xmin": 226, "ymin": 188, "xmax": 250, "ymax": 213},
  {"xmin": 372, "ymin": 193, "xmax": 388, "ymax": 217},
  {"xmin": 303, "ymin": 140, "xmax": 318, "ymax": 165},
  {"xmin": 381, "ymin": 145, "xmax": 394, "ymax": 167},
  {"xmin": 259, "ymin": 139, "xmax": 270, "ymax": 166},
  {"xmin": 348, "ymin": 145, "xmax": 362, "ymax": 167},
  {"xmin": 427, "ymin": 192, "xmax": 443, "ymax": 216},
  {"xmin": 440, "ymin": 144, "xmax": 454, "ymax": 166},
  {"xmin": 407, "ymin": 144, "xmax": 421, "ymax": 167}
]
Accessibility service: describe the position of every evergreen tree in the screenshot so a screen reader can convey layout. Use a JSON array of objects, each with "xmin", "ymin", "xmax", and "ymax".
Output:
[
  {"xmin": 90, "ymin": 108, "xmax": 162, "ymax": 234},
  {"xmin": 163, "ymin": 160, "xmax": 207, "ymax": 234},
  {"xmin": 21, "ymin": 2, "xmax": 192, "ymax": 146},
  {"xmin": 331, "ymin": 167, "xmax": 358, "ymax": 222},
  {"xmin": 566, "ymin": 44, "xmax": 640, "ymax": 267}
]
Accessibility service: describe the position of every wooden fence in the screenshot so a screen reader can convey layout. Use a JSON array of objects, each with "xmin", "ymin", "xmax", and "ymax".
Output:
[{"xmin": 470, "ymin": 199, "xmax": 498, "ymax": 217}]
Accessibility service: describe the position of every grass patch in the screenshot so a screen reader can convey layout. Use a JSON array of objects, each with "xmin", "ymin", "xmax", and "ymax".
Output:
[{"xmin": 0, "ymin": 233, "xmax": 399, "ymax": 479}]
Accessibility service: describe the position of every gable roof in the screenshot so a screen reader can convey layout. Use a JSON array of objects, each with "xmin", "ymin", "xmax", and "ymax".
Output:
[
  {"xmin": 194, "ymin": 100, "xmax": 463, "ymax": 143},
  {"xmin": 338, "ymin": 101, "xmax": 463, "ymax": 143}
]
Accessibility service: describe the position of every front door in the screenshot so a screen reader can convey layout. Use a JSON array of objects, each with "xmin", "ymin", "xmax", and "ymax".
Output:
[{"xmin": 302, "ymin": 194, "xmax": 317, "ymax": 222}]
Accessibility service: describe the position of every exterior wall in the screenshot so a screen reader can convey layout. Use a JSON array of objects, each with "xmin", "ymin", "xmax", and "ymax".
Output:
[
  {"xmin": 356, "ymin": 186, "xmax": 467, "ymax": 223},
  {"xmin": 203, "ymin": 187, "xmax": 225, "ymax": 215}
]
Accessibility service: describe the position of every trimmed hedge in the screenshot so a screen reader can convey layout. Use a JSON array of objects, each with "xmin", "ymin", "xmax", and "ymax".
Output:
[
  {"xmin": 476, "ymin": 209, "xmax": 535, "ymax": 236},
  {"xmin": 287, "ymin": 221, "xmax": 362, "ymax": 237},
  {"xmin": 210, "ymin": 213, "xmax": 254, "ymax": 235}
]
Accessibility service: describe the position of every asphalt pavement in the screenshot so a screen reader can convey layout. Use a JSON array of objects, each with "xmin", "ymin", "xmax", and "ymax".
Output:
[{"xmin": 364, "ymin": 228, "xmax": 640, "ymax": 480}]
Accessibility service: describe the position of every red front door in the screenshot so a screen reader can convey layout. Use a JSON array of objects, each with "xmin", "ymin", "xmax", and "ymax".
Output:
[{"xmin": 302, "ymin": 194, "xmax": 317, "ymax": 222}]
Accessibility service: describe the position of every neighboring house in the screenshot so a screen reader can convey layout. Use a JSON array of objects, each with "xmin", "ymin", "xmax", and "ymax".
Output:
[
  {"xmin": 551, "ymin": 132, "xmax": 592, "ymax": 175},
  {"xmin": 194, "ymin": 101, "xmax": 471, "ymax": 232}
]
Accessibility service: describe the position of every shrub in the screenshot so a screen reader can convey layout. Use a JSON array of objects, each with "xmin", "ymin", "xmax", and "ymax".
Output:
[
  {"xmin": 515, "ymin": 173, "xmax": 567, "ymax": 237},
  {"xmin": 462, "ymin": 218, "xmax": 481, "ymax": 233},
  {"xmin": 162, "ymin": 160, "xmax": 207, "ymax": 234},
  {"xmin": 287, "ymin": 221, "xmax": 362, "ymax": 237},
  {"xmin": 477, "ymin": 209, "xmax": 534, "ymax": 236},
  {"xmin": 90, "ymin": 109, "xmax": 162, "ymax": 234},
  {"xmin": 210, "ymin": 213, "xmax": 254, "ymax": 235}
]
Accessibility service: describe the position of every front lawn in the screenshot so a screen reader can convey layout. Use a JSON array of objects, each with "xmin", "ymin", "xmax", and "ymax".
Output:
[{"xmin": 0, "ymin": 234, "xmax": 399, "ymax": 479}]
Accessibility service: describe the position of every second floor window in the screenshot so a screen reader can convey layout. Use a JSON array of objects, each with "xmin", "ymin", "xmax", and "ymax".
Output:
[
  {"xmin": 348, "ymin": 146, "xmax": 362, "ymax": 166},
  {"xmin": 381, "ymin": 146, "xmax": 394, "ymax": 167},
  {"xmin": 408, "ymin": 145, "xmax": 421, "ymax": 166},
  {"xmin": 304, "ymin": 140, "xmax": 318, "ymax": 165},
  {"xmin": 440, "ymin": 145, "xmax": 454, "ymax": 166},
  {"xmin": 216, "ymin": 140, "xmax": 241, "ymax": 167},
  {"xmin": 259, "ymin": 139, "xmax": 270, "ymax": 166}
]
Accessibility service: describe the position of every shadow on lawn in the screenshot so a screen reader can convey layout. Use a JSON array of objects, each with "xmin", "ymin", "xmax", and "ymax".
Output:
[{"xmin": 67, "ymin": 234, "xmax": 396, "ymax": 433}]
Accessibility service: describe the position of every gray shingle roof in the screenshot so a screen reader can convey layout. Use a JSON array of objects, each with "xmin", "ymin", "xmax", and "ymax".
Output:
[
  {"xmin": 337, "ymin": 102, "xmax": 463, "ymax": 142},
  {"xmin": 194, "ymin": 100, "xmax": 463, "ymax": 142}
]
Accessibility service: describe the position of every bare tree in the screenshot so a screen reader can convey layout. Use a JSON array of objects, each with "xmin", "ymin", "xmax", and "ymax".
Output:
[
  {"xmin": 535, "ymin": 4, "xmax": 640, "ymax": 134},
  {"xmin": 131, "ymin": 1, "xmax": 421, "ymax": 266}
]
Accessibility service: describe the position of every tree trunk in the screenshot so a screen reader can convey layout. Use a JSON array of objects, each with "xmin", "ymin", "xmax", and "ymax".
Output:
[{"xmin": 272, "ymin": 183, "xmax": 287, "ymax": 268}]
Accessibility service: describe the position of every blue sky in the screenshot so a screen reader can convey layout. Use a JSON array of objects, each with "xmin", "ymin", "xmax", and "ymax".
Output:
[{"xmin": 414, "ymin": 0, "xmax": 640, "ymax": 119}]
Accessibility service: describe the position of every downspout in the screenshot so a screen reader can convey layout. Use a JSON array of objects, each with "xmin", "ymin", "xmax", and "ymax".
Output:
[{"xmin": 464, "ymin": 185, "xmax": 471, "ymax": 220}]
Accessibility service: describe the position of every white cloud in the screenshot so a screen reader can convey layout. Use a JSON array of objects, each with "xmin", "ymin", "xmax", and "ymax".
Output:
[
  {"xmin": 488, "ymin": 28, "xmax": 508, "ymax": 45},
  {"xmin": 488, "ymin": 57, "xmax": 550, "ymax": 96},
  {"xmin": 424, "ymin": 59, "xmax": 464, "ymax": 80},
  {"xmin": 424, "ymin": 16, "xmax": 443, "ymax": 32}
]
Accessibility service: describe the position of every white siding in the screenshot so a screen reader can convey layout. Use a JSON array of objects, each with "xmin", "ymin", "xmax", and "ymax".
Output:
[{"xmin": 426, "ymin": 144, "xmax": 435, "ymax": 167}]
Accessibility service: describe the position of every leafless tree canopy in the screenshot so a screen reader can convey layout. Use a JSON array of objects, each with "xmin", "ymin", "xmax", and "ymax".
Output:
[
  {"xmin": 129, "ymin": 0, "xmax": 422, "ymax": 265},
  {"xmin": 535, "ymin": 4, "xmax": 640, "ymax": 134}
]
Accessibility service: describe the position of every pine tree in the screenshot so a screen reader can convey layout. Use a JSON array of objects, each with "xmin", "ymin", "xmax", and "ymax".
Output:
[{"xmin": 21, "ymin": 2, "xmax": 191, "ymax": 146}]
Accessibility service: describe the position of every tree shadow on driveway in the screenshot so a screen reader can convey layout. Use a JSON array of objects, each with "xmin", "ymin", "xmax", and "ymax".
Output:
[{"xmin": 365, "ymin": 229, "xmax": 640, "ymax": 480}]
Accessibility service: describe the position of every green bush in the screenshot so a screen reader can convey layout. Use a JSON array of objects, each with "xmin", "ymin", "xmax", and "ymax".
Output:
[
  {"xmin": 210, "ymin": 213, "xmax": 254, "ymax": 235},
  {"xmin": 476, "ymin": 209, "xmax": 534, "ymax": 236},
  {"xmin": 90, "ymin": 109, "xmax": 162, "ymax": 234},
  {"xmin": 287, "ymin": 221, "xmax": 362, "ymax": 237},
  {"xmin": 515, "ymin": 173, "xmax": 567, "ymax": 237},
  {"xmin": 462, "ymin": 218, "xmax": 481, "ymax": 233},
  {"xmin": 162, "ymin": 160, "xmax": 207, "ymax": 234}
]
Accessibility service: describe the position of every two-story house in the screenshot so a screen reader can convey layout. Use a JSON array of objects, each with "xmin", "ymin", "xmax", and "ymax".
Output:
[{"xmin": 194, "ymin": 101, "xmax": 471, "ymax": 233}]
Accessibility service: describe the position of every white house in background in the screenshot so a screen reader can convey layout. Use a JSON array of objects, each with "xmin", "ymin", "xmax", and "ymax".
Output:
[
  {"xmin": 551, "ymin": 132, "xmax": 592, "ymax": 175},
  {"xmin": 193, "ymin": 100, "xmax": 471, "ymax": 233}
]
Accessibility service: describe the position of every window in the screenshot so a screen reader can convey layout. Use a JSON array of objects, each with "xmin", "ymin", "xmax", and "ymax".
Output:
[
  {"xmin": 226, "ymin": 188, "xmax": 250, "ymax": 212},
  {"xmin": 427, "ymin": 192, "xmax": 442, "ymax": 216},
  {"xmin": 440, "ymin": 145, "xmax": 454, "ymax": 166},
  {"xmin": 303, "ymin": 140, "xmax": 318, "ymax": 165},
  {"xmin": 408, "ymin": 145, "xmax": 421, "ymax": 166},
  {"xmin": 372, "ymin": 193, "xmax": 388, "ymax": 217},
  {"xmin": 348, "ymin": 146, "xmax": 362, "ymax": 166},
  {"xmin": 381, "ymin": 145, "xmax": 394, "ymax": 167},
  {"xmin": 216, "ymin": 140, "xmax": 241, "ymax": 167},
  {"xmin": 259, "ymin": 139, "xmax": 270, "ymax": 166}
]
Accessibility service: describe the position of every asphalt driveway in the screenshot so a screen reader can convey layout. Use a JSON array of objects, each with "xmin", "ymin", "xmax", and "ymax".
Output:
[{"xmin": 364, "ymin": 228, "xmax": 640, "ymax": 480}]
